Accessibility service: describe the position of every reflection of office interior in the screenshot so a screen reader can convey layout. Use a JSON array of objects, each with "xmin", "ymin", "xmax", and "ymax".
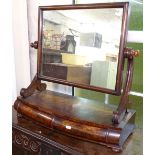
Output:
[
  {"xmin": 42, "ymin": 50, "xmax": 91, "ymax": 85},
  {"xmin": 42, "ymin": 49, "xmax": 117, "ymax": 89},
  {"xmin": 42, "ymin": 9, "xmax": 121, "ymax": 89}
]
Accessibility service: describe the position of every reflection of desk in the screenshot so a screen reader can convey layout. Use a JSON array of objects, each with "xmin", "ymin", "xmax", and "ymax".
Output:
[
  {"xmin": 12, "ymin": 107, "xmax": 142, "ymax": 155},
  {"xmin": 42, "ymin": 63, "xmax": 91, "ymax": 84},
  {"xmin": 42, "ymin": 48, "xmax": 62, "ymax": 63}
]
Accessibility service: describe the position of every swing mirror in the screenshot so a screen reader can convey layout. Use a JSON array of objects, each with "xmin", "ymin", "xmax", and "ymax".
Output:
[{"xmin": 37, "ymin": 2, "xmax": 129, "ymax": 95}]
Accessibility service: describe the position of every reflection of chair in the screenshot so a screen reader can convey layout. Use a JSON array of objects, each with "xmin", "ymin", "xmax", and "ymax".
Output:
[
  {"xmin": 60, "ymin": 35, "xmax": 76, "ymax": 53},
  {"xmin": 90, "ymin": 61, "xmax": 117, "ymax": 89}
]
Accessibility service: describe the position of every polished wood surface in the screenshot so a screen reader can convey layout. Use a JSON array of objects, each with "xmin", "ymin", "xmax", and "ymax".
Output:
[
  {"xmin": 12, "ymin": 108, "xmax": 142, "ymax": 155},
  {"xmin": 14, "ymin": 90, "xmax": 136, "ymax": 152},
  {"xmin": 15, "ymin": 90, "xmax": 130, "ymax": 127}
]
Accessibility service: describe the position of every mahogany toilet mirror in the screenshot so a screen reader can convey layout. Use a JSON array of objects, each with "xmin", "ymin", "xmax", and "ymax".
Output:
[{"xmin": 14, "ymin": 2, "xmax": 139, "ymax": 152}]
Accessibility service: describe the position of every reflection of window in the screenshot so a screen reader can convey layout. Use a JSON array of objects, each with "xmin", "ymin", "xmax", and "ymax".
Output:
[
  {"xmin": 77, "ymin": 0, "xmax": 143, "ymax": 91},
  {"xmin": 76, "ymin": 0, "xmax": 143, "ymax": 104}
]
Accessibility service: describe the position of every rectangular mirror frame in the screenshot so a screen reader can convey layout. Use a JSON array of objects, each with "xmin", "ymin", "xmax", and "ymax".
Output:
[{"xmin": 37, "ymin": 2, "xmax": 129, "ymax": 95}]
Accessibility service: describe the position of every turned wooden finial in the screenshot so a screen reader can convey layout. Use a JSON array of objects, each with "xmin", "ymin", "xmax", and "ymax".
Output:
[
  {"xmin": 30, "ymin": 41, "xmax": 38, "ymax": 49},
  {"xmin": 124, "ymin": 47, "xmax": 140, "ymax": 59},
  {"xmin": 112, "ymin": 47, "xmax": 139, "ymax": 124}
]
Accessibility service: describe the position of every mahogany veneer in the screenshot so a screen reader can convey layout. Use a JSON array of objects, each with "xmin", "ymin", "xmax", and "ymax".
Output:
[
  {"xmin": 13, "ymin": 107, "xmax": 142, "ymax": 155},
  {"xmin": 14, "ymin": 90, "xmax": 135, "ymax": 152}
]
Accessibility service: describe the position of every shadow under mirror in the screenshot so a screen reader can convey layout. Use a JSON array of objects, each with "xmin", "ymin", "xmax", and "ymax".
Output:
[{"xmin": 41, "ymin": 7, "xmax": 123, "ymax": 90}]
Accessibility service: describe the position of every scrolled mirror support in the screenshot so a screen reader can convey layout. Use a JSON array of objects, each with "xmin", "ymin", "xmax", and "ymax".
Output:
[
  {"xmin": 112, "ymin": 48, "xmax": 139, "ymax": 124},
  {"xmin": 20, "ymin": 74, "xmax": 47, "ymax": 98}
]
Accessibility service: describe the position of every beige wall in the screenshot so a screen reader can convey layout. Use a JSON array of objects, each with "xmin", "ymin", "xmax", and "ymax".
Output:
[
  {"xmin": 27, "ymin": 0, "xmax": 73, "ymax": 78},
  {"xmin": 12, "ymin": 0, "xmax": 73, "ymax": 96},
  {"xmin": 12, "ymin": 0, "xmax": 31, "ymax": 96},
  {"xmin": 27, "ymin": 0, "xmax": 72, "ymax": 94}
]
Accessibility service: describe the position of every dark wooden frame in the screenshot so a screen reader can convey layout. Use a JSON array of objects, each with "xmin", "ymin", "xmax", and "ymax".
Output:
[{"xmin": 37, "ymin": 2, "xmax": 129, "ymax": 95}]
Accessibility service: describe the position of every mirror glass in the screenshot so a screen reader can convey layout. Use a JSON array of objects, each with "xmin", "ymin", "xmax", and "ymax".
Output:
[{"xmin": 40, "ymin": 7, "xmax": 124, "ymax": 90}]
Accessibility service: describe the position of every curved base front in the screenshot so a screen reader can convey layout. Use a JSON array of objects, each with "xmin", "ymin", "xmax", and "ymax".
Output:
[{"xmin": 14, "ymin": 90, "xmax": 136, "ymax": 152}]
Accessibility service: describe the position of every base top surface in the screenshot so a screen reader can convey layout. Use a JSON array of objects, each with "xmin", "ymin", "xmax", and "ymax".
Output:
[{"xmin": 18, "ymin": 90, "xmax": 135, "ymax": 128}]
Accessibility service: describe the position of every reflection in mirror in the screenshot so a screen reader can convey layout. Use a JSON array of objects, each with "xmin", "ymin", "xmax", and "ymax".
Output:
[{"xmin": 41, "ymin": 8, "xmax": 123, "ymax": 90}]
